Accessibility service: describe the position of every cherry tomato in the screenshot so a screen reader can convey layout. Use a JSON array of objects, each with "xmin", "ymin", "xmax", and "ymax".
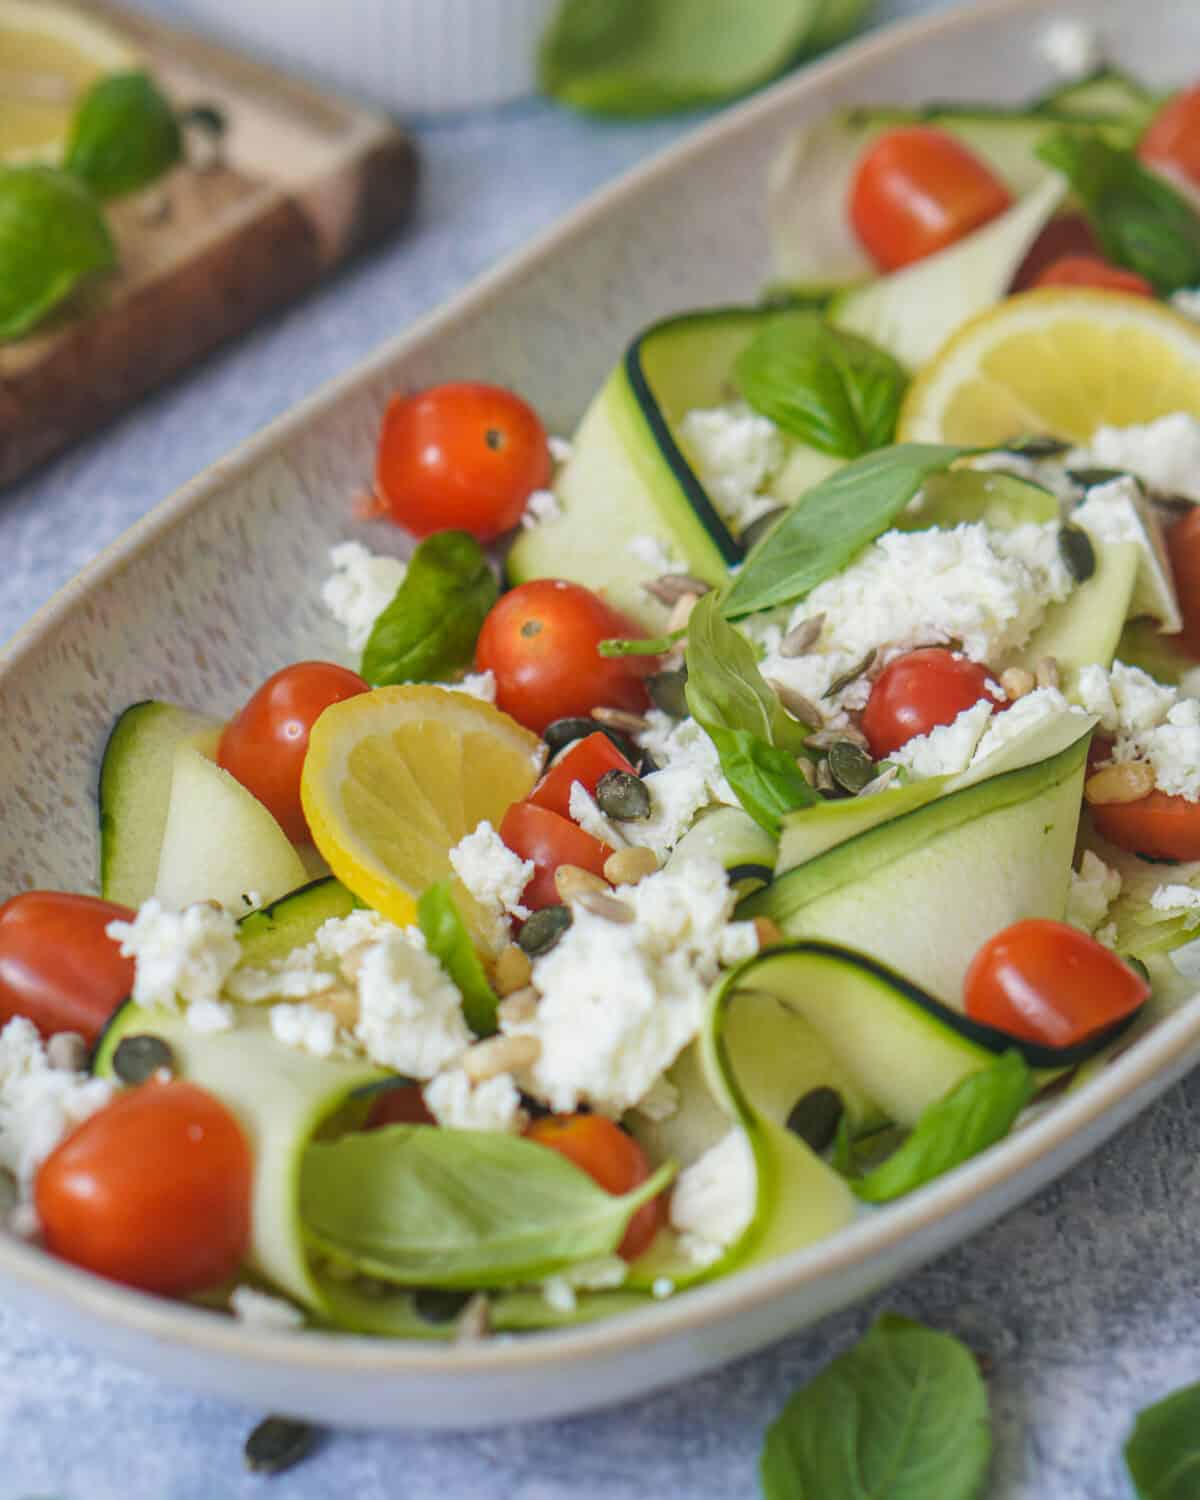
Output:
[
  {"xmin": 1089, "ymin": 789, "xmax": 1200, "ymax": 863},
  {"xmin": 374, "ymin": 382, "xmax": 552, "ymax": 541},
  {"xmin": 36, "ymin": 1080, "xmax": 252, "ymax": 1296},
  {"xmin": 1167, "ymin": 508, "xmax": 1200, "ymax": 662},
  {"xmin": 0, "ymin": 891, "xmax": 135, "ymax": 1045},
  {"xmin": 1010, "ymin": 212, "xmax": 1101, "ymax": 291},
  {"xmin": 365, "ymin": 1081, "xmax": 435, "ymax": 1128},
  {"xmin": 217, "ymin": 661, "xmax": 368, "ymax": 843},
  {"xmin": 964, "ymin": 918, "xmax": 1150, "ymax": 1049},
  {"xmin": 849, "ymin": 126, "xmax": 1013, "ymax": 271},
  {"xmin": 524, "ymin": 1113, "xmax": 662, "ymax": 1260},
  {"xmin": 499, "ymin": 802, "xmax": 611, "ymax": 911},
  {"xmin": 528, "ymin": 733, "xmax": 638, "ymax": 821},
  {"xmin": 1139, "ymin": 86, "xmax": 1200, "ymax": 190},
  {"xmin": 475, "ymin": 580, "xmax": 656, "ymax": 734},
  {"xmin": 1032, "ymin": 255, "xmax": 1154, "ymax": 297},
  {"xmin": 860, "ymin": 648, "xmax": 1006, "ymax": 760}
]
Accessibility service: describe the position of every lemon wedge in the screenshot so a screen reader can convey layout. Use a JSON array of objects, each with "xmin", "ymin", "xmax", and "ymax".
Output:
[
  {"xmin": 0, "ymin": 0, "xmax": 139, "ymax": 164},
  {"xmin": 898, "ymin": 289, "xmax": 1200, "ymax": 446},
  {"xmin": 300, "ymin": 686, "xmax": 544, "ymax": 939}
]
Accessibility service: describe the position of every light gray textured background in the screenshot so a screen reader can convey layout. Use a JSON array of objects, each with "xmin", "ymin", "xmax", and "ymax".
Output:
[{"xmin": 4, "ymin": 1, "xmax": 1198, "ymax": 1495}]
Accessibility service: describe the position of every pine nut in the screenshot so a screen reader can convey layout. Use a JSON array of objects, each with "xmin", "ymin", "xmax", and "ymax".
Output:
[
  {"xmin": 604, "ymin": 846, "xmax": 660, "ymax": 886},
  {"xmin": 575, "ymin": 889, "xmax": 635, "ymax": 923},
  {"xmin": 591, "ymin": 706, "xmax": 650, "ymax": 733},
  {"xmin": 768, "ymin": 679, "xmax": 823, "ymax": 728},
  {"xmin": 1085, "ymin": 760, "xmax": 1156, "ymax": 805},
  {"xmin": 46, "ymin": 1032, "xmax": 87, "ymax": 1073},
  {"xmin": 779, "ymin": 614, "xmax": 825, "ymax": 658},
  {"xmin": 462, "ymin": 1034, "xmax": 541, "ymax": 1083},
  {"xmin": 754, "ymin": 917, "xmax": 785, "ymax": 949},
  {"xmin": 667, "ymin": 592, "xmax": 698, "ymax": 634},
  {"xmin": 1035, "ymin": 655, "xmax": 1060, "ymax": 690},
  {"xmin": 555, "ymin": 863, "xmax": 609, "ymax": 902},
  {"xmin": 1000, "ymin": 666, "xmax": 1036, "ymax": 700},
  {"xmin": 492, "ymin": 943, "xmax": 533, "ymax": 996},
  {"xmin": 497, "ymin": 986, "xmax": 539, "ymax": 1026}
]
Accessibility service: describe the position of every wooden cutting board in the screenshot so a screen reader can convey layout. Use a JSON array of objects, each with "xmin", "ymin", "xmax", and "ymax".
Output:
[{"xmin": 0, "ymin": 0, "xmax": 418, "ymax": 487}]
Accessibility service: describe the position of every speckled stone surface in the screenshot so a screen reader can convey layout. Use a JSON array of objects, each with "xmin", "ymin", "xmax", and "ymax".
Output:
[{"xmin": 4, "ymin": 0, "xmax": 1200, "ymax": 1494}]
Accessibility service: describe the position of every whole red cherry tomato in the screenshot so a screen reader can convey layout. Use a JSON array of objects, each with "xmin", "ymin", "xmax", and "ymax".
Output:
[
  {"xmin": 1032, "ymin": 255, "xmax": 1153, "ymax": 297},
  {"xmin": 374, "ymin": 382, "xmax": 552, "ymax": 541},
  {"xmin": 527, "ymin": 732, "xmax": 638, "ymax": 821},
  {"xmin": 0, "ymin": 891, "xmax": 135, "ymax": 1044},
  {"xmin": 1089, "ymin": 789, "xmax": 1200, "ymax": 863},
  {"xmin": 849, "ymin": 126, "xmax": 1013, "ymax": 271},
  {"xmin": 524, "ymin": 1113, "xmax": 662, "ymax": 1260},
  {"xmin": 500, "ymin": 801, "xmax": 612, "ymax": 910},
  {"xmin": 217, "ymin": 661, "xmax": 368, "ymax": 843},
  {"xmin": 476, "ymin": 580, "xmax": 655, "ymax": 734},
  {"xmin": 1139, "ymin": 85, "xmax": 1200, "ymax": 190},
  {"xmin": 1167, "ymin": 508, "xmax": 1200, "ymax": 662},
  {"xmin": 861, "ymin": 648, "xmax": 1006, "ymax": 760},
  {"xmin": 964, "ymin": 918, "xmax": 1150, "ymax": 1049},
  {"xmin": 36, "ymin": 1079, "xmax": 252, "ymax": 1296}
]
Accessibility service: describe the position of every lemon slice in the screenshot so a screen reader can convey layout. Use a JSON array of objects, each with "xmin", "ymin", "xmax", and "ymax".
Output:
[
  {"xmin": 898, "ymin": 289, "xmax": 1200, "ymax": 446},
  {"xmin": 300, "ymin": 686, "xmax": 544, "ymax": 938},
  {"xmin": 0, "ymin": 0, "xmax": 139, "ymax": 164}
]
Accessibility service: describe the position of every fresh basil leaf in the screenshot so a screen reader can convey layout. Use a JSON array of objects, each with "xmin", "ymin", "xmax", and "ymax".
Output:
[
  {"xmin": 418, "ymin": 882, "xmax": 499, "ymax": 1038},
  {"xmin": 733, "ymin": 313, "xmax": 908, "ymax": 458},
  {"xmin": 361, "ymin": 530, "xmax": 499, "ymax": 686},
  {"xmin": 301, "ymin": 1125, "xmax": 675, "ymax": 1287},
  {"xmin": 685, "ymin": 593, "xmax": 809, "ymax": 752},
  {"xmin": 0, "ymin": 166, "xmax": 115, "ymax": 340},
  {"xmin": 706, "ymin": 726, "xmax": 818, "ymax": 836},
  {"xmin": 1125, "ymin": 1381, "xmax": 1200, "ymax": 1499},
  {"xmin": 723, "ymin": 444, "xmax": 971, "ymax": 618},
  {"xmin": 64, "ymin": 72, "xmax": 183, "ymax": 200},
  {"xmin": 760, "ymin": 1313, "xmax": 992, "ymax": 1500},
  {"xmin": 1035, "ymin": 132, "xmax": 1200, "ymax": 295},
  {"xmin": 845, "ymin": 1051, "xmax": 1033, "ymax": 1204}
]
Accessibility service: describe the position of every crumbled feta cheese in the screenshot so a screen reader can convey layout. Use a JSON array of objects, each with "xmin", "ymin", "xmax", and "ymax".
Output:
[
  {"xmin": 1038, "ymin": 17, "xmax": 1101, "ymax": 78},
  {"xmin": 548, "ymin": 435, "xmax": 573, "ymax": 465},
  {"xmin": 1078, "ymin": 661, "xmax": 1176, "ymax": 736},
  {"xmin": 627, "ymin": 534, "xmax": 683, "ymax": 574},
  {"xmin": 1067, "ymin": 851, "xmax": 1123, "ymax": 934},
  {"xmin": 321, "ymin": 541, "xmax": 407, "ymax": 652},
  {"xmin": 226, "ymin": 944, "xmax": 337, "ymax": 1003},
  {"xmin": 891, "ymin": 698, "xmax": 994, "ymax": 779},
  {"xmin": 423, "ymin": 1067, "xmax": 524, "ymax": 1133},
  {"xmin": 678, "ymin": 402, "xmax": 785, "ymax": 532},
  {"xmin": 1116, "ymin": 697, "xmax": 1200, "ymax": 800},
  {"xmin": 520, "ymin": 489, "xmax": 563, "ymax": 529},
  {"xmin": 444, "ymin": 669, "xmax": 497, "ymax": 703},
  {"xmin": 504, "ymin": 859, "xmax": 754, "ymax": 1116},
  {"xmin": 315, "ymin": 909, "xmax": 399, "ymax": 966},
  {"xmin": 631, "ymin": 766, "xmax": 714, "ymax": 860},
  {"xmin": 1073, "ymin": 477, "xmax": 1180, "ymax": 630},
  {"xmin": 230, "ymin": 1286, "xmax": 306, "ymax": 1331},
  {"xmin": 270, "ymin": 1002, "xmax": 344, "ymax": 1057},
  {"xmin": 541, "ymin": 1276, "xmax": 577, "ymax": 1314},
  {"xmin": 1171, "ymin": 288, "xmax": 1200, "ymax": 323},
  {"xmin": 354, "ymin": 930, "xmax": 471, "ymax": 1077},
  {"xmin": 668, "ymin": 1129, "xmax": 757, "ymax": 1266},
  {"xmin": 186, "ymin": 997, "xmax": 236, "ymax": 1034},
  {"xmin": 1071, "ymin": 414, "xmax": 1200, "ymax": 502},
  {"xmin": 971, "ymin": 687, "xmax": 1085, "ymax": 763},
  {"xmin": 540, "ymin": 1256, "xmax": 628, "ymax": 1313},
  {"xmin": 651, "ymin": 1276, "xmax": 676, "ymax": 1300},
  {"xmin": 636, "ymin": 713, "xmax": 736, "ymax": 806},
  {"xmin": 108, "ymin": 899, "xmax": 241, "ymax": 1017},
  {"xmin": 448, "ymin": 820, "xmax": 533, "ymax": 945},
  {"xmin": 1149, "ymin": 883, "xmax": 1200, "ymax": 927},
  {"xmin": 1084, "ymin": 662, "xmax": 1200, "ymax": 801}
]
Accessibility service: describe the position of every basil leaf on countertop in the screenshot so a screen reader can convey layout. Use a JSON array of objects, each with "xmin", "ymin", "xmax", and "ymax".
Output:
[
  {"xmin": 64, "ymin": 71, "xmax": 183, "ymax": 200},
  {"xmin": 733, "ymin": 312, "xmax": 909, "ymax": 458},
  {"xmin": 0, "ymin": 166, "xmax": 115, "ymax": 341},
  {"xmin": 1036, "ymin": 132, "xmax": 1200, "ymax": 296},
  {"xmin": 301, "ymin": 1125, "xmax": 675, "ymax": 1287},
  {"xmin": 760, "ymin": 1313, "xmax": 992, "ymax": 1500},
  {"xmin": 706, "ymin": 727, "xmax": 818, "ymax": 836},
  {"xmin": 685, "ymin": 593, "xmax": 810, "ymax": 753},
  {"xmin": 1125, "ymin": 1380, "xmax": 1200, "ymax": 1499},
  {"xmin": 844, "ymin": 1051, "xmax": 1033, "ymax": 1205},
  {"xmin": 361, "ymin": 530, "xmax": 499, "ymax": 687},
  {"xmin": 723, "ymin": 443, "xmax": 971, "ymax": 618},
  {"xmin": 418, "ymin": 881, "xmax": 499, "ymax": 1037}
]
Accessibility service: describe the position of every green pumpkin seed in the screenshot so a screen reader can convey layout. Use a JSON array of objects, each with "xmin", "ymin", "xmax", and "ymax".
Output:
[
  {"xmin": 112, "ymin": 1033, "xmax": 174, "ymax": 1085},
  {"xmin": 823, "ymin": 649, "xmax": 876, "ymax": 700},
  {"xmin": 828, "ymin": 739, "xmax": 876, "ymax": 793},
  {"xmin": 244, "ymin": 1417, "xmax": 317, "ymax": 1475},
  {"xmin": 1058, "ymin": 523, "xmax": 1096, "ymax": 583},
  {"xmin": 518, "ymin": 904, "xmax": 573, "ymax": 957},
  {"xmin": 1005, "ymin": 434, "xmax": 1070, "ymax": 458},
  {"xmin": 646, "ymin": 667, "xmax": 689, "ymax": 718},
  {"xmin": 785, "ymin": 1087, "xmax": 844, "ymax": 1153},
  {"xmin": 413, "ymin": 1288, "xmax": 473, "ymax": 1324},
  {"xmin": 595, "ymin": 768, "xmax": 651, "ymax": 821}
]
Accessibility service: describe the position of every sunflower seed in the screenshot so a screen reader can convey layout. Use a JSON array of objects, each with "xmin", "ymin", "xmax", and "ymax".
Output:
[
  {"xmin": 244, "ymin": 1417, "xmax": 317, "ymax": 1476},
  {"xmin": 575, "ymin": 890, "xmax": 635, "ymax": 923},
  {"xmin": 112, "ymin": 1034, "xmax": 174, "ymax": 1085},
  {"xmin": 590, "ymin": 706, "xmax": 650, "ymax": 734},
  {"xmin": 1058, "ymin": 523, "xmax": 1096, "ymax": 583},
  {"xmin": 641, "ymin": 573, "xmax": 711, "ymax": 606},
  {"xmin": 555, "ymin": 864, "xmax": 609, "ymax": 902},
  {"xmin": 1035, "ymin": 655, "xmax": 1061, "ymax": 690},
  {"xmin": 768, "ymin": 679, "xmax": 823, "ymax": 728},
  {"xmin": 805, "ymin": 725, "xmax": 869, "ymax": 752},
  {"xmin": 497, "ymin": 986, "xmax": 539, "ymax": 1026},
  {"xmin": 823, "ymin": 650, "xmax": 877, "ymax": 700},
  {"xmin": 518, "ymin": 905, "xmax": 573, "ymax": 957},
  {"xmin": 828, "ymin": 739, "xmax": 876, "ymax": 793},
  {"xmin": 795, "ymin": 756, "xmax": 816, "ymax": 786},
  {"xmin": 779, "ymin": 614, "xmax": 825, "ymax": 658},
  {"xmin": 454, "ymin": 1293, "xmax": 492, "ymax": 1343},
  {"xmin": 595, "ymin": 768, "xmax": 651, "ymax": 821},
  {"xmin": 739, "ymin": 506, "xmax": 788, "ymax": 550},
  {"xmin": 646, "ymin": 667, "xmax": 689, "ymax": 718},
  {"xmin": 667, "ymin": 593, "xmax": 698, "ymax": 634},
  {"xmin": 785, "ymin": 1087, "xmax": 844, "ymax": 1153},
  {"xmin": 815, "ymin": 758, "xmax": 836, "ymax": 793}
]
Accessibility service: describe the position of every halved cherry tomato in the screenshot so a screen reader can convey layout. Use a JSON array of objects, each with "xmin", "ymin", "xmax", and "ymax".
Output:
[
  {"xmin": 528, "ymin": 733, "xmax": 638, "ymax": 821},
  {"xmin": 1032, "ymin": 255, "xmax": 1154, "ymax": 297},
  {"xmin": 0, "ymin": 891, "xmax": 135, "ymax": 1044},
  {"xmin": 365, "ymin": 1081, "xmax": 435, "ymax": 1128},
  {"xmin": 373, "ymin": 382, "xmax": 552, "ymax": 541},
  {"xmin": 860, "ymin": 648, "xmax": 1006, "ymax": 760},
  {"xmin": 1139, "ymin": 85, "xmax": 1200, "ymax": 190},
  {"xmin": 849, "ymin": 126, "xmax": 1013, "ymax": 271},
  {"xmin": 1010, "ymin": 212, "xmax": 1101, "ymax": 291},
  {"xmin": 36, "ymin": 1079, "xmax": 252, "ymax": 1296},
  {"xmin": 964, "ymin": 918, "xmax": 1149, "ymax": 1049},
  {"xmin": 524, "ymin": 1113, "xmax": 662, "ymax": 1261},
  {"xmin": 1089, "ymin": 789, "xmax": 1200, "ymax": 863},
  {"xmin": 475, "ymin": 580, "xmax": 656, "ymax": 734},
  {"xmin": 217, "ymin": 661, "xmax": 368, "ymax": 843},
  {"xmin": 499, "ymin": 802, "xmax": 611, "ymax": 911},
  {"xmin": 1167, "ymin": 507, "xmax": 1200, "ymax": 662}
]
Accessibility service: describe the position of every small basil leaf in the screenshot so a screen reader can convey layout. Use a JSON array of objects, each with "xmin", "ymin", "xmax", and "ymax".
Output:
[
  {"xmin": 417, "ymin": 881, "xmax": 499, "ymax": 1038},
  {"xmin": 1035, "ymin": 132, "xmax": 1200, "ymax": 295},
  {"xmin": 760, "ymin": 1313, "xmax": 992, "ymax": 1500},
  {"xmin": 685, "ymin": 593, "xmax": 808, "ymax": 752},
  {"xmin": 0, "ymin": 166, "xmax": 115, "ymax": 340},
  {"xmin": 706, "ymin": 727, "xmax": 818, "ymax": 836},
  {"xmin": 723, "ymin": 443, "xmax": 972, "ymax": 618},
  {"xmin": 300, "ymin": 1125, "xmax": 675, "ymax": 1287},
  {"xmin": 361, "ymin": 530, "xmax": 498, "ymax": 686},
  {"xmin": 1124, "ymin": 1381, "xmax": 1200, "ymax": 1499},
  {"xmin": 64, "ymin": 72, "xmax": 183, "ymax": 200},
  {"xmin": 847, "ymin": 1051, "xmax": 1033, "ymax": 1204},
  {"xmin": 732, "ymin": 312, "xmax": 909, "ymax": 458}
]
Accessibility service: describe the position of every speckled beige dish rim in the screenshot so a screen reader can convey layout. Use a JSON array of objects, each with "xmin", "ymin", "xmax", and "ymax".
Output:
[{"xmin": 3, "ymin": 0, "xmax": 1199, "ymax": 1388}]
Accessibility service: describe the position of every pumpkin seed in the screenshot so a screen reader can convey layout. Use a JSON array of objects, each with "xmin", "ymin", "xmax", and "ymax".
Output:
[
  {"xmin": 112, "ymin": 1033, "xmax": 174, "ymax": 1085},
  {"xmin": 1066, "ymin": 465, "xmax": 1127, "ymax": 489},
  {"xmin": 823, "ymin": 649, "xmax": 876, "ymax": 700},
  {"xmin": 244, "ymin": 1417, "xmax": 317, "ymax": 1476},
  {"xmin": 646, "ymin": 667, "xmax": 689, "ymax": 718},
  {"xmin": 595, "ymin": 768, "xmax": 651, "ymax": 821},
  {"xmin": 785, "ymin": 1087, "xmax": 844, "ymax": 1153},
  {"xmin": 740, "ymin": 506, "xmax": 788, "ymax": 550},
  {"xmin": 779, "ymin": 614, "xmax": 825, "ymax": 658},
  {"xmin": 1005, "ymin": 434, "xmax": 1070, "ymax": 458},
  {"xmin": 542, "ymin": 717, "xmax": 639, "ymax": 764},
  {"xmin": 518, "ymin": 904, "xmax": 572, "ymax": 957},
  {"xmin": 1058, "ymin": 523, "xmax": 1096, "ymax": 583},
  {"xmin": 828, "ymin": 739, "xmax": 876, "ymax": 793},
  {"xmin": 413, "ymin": 1288, "xmax": 473, "ymax": 1325}
]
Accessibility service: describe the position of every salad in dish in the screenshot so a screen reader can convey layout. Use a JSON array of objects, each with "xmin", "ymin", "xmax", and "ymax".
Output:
[{"xmin": 6, "ymin": 58, "xmax": 1200, "ymax": 1344}]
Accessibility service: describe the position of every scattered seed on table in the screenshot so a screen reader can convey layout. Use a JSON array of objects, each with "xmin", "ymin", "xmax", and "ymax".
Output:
[{"xmin": 244, "ymin": 1417, "xmax": 317, "ymax": 1476}]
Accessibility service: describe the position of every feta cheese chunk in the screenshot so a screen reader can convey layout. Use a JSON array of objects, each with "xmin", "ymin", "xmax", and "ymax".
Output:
[
  {"xmin": 1083, "ymin": 662, "xmax": 1200, "ymax": 801},
  {"xmin": 521, "ymin": 489, "xmax": 563, "ymax": 530},
  {"xmin": 423, "ymin": 1067, "xmax": 525, "ymax": 1133},
  {"xmin": 444, "ymin": 669, "xmax": 497, "ymax": 703},
  {"xmin": 1067, "ymin": 851, "xmax": 1123, "ymax": 934},
  {"xmin": 449, "ymin": 820, "xmax": 534, "ymax": 945},
  {"xmin": 322, "ymin": 541, "xmax": 407, "ymax": 652},
  {"xmin": 270, "ymin": 1002, "xmax": 345, "ymax": 1058},
  {"xmin": 107, "ymin": 899, "xmax": 241, "ymax": 1018},
  {"xmin": 891, "ymin": 698, "xmax": 994, "ymax": 779},
  {"xmin": 354, "ymin": 930, "xmax": 471, "ymax": 1078},
  {"xmin": 971, "ymin": 687, "xmax": 1086, "ymax": 763},
  {"xmin": 230, "ymin": 1286, "xmax": 306, "ymax": 1331},
  {"xmin": 1071, "ymin": 414, "xmax": 1200, "ymax": 502},
  {"xmin": 1149, "ymin": 884, "xmax": 1200, "ymax": 928},
  {"xmin": 1038, "ymin": 18, "xmax": 1101, "ymax": 78},
  {"xmin": 1171, "ymin": 288, "xmax": 1200, "ymax": 323},
  {"xmin": 668, "ymin": 1130, "xmax": 757, "ymax": 1266},
  {"xmin": 678, "ymin": 402, "xmax": 785, "ymax": 533}
]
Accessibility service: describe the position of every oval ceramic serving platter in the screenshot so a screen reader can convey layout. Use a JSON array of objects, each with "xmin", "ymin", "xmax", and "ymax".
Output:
[{"xmin": 2, "ymin": 0, "xmax": 1200, "ymax": 1432}]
